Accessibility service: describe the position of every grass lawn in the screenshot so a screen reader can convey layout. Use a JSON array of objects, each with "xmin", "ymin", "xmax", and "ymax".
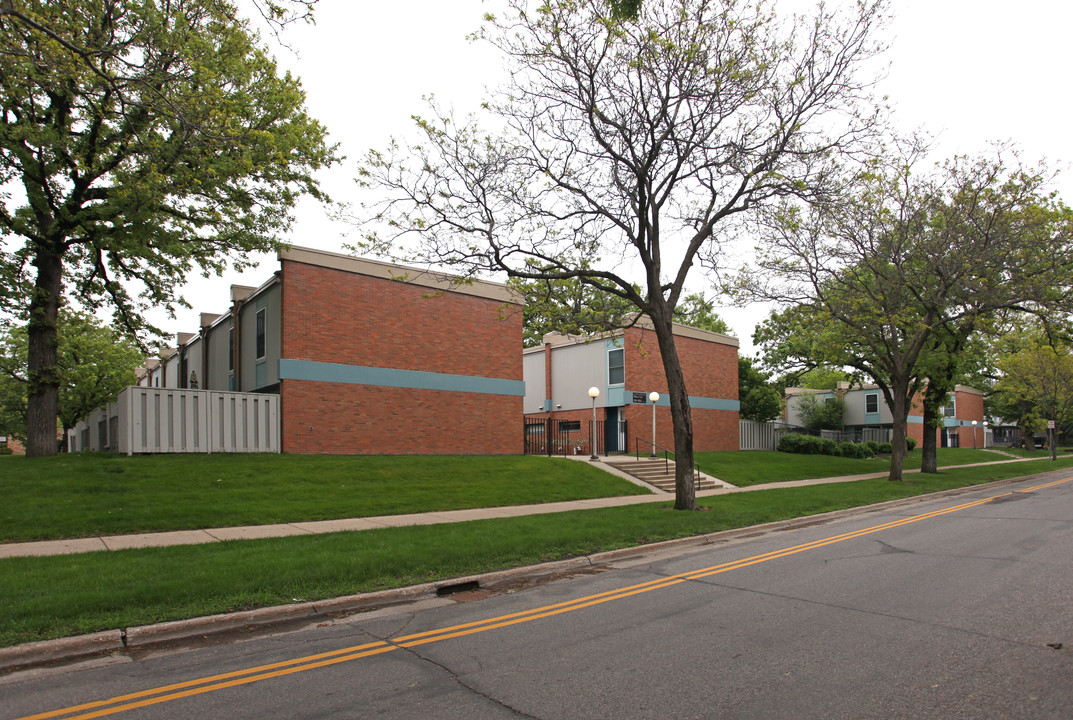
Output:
[
  {"xmin": 0, "ymin": 454, "xmax": 647, "ymax": 542},
  {"xmin": 2, "ymin": 455, "xmax": 1070, "ymax": 648},
  {"xmin": 695, "ymin": 447, "xmax": 1012, "ymax": 487}
]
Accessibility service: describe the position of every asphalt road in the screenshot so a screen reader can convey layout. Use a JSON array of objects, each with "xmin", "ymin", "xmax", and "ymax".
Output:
[{"xmin": 4, "ymin": 471, "xmax": 1072, "ymax": 719}]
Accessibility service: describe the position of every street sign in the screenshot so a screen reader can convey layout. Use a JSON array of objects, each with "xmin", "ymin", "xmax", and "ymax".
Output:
[{"xmin": 1048, "ymin": 420, "xmax": 1056, "ymax": 429}]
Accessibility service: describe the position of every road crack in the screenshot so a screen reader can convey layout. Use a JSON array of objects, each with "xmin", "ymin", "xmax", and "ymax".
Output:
[{"xmin": 392, "ymin": 642, "xmax": 542, "ymax": 718}]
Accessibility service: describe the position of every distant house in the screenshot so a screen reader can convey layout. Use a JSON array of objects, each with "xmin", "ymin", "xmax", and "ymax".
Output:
[
  {"xmin": 523, "ymin": 320, "xmax": 740, "ymax": 454},
  {"xmin": 785, "ymin": 382, "xmax": 988, "ymax": 447},
  {"xmin": 121, "ymin": 246, "xmax": 525, "ymax": 455}
]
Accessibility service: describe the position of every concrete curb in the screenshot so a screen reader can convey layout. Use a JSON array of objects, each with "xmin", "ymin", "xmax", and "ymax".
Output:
[{"xmin": 1, "ymin": 469, "xmax": 1063, "ymax": 674}]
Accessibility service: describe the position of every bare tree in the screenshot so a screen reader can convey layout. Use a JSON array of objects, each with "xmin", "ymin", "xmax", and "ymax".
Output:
[{"xmin": 358, "ymin": 0, "xmax": 888, "ymax": 509}]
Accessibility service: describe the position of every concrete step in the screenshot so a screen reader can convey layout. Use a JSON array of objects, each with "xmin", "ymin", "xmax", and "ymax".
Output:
[{"xmin": 605, "ymin": 458, "xmax": 721, "ymax": 492}]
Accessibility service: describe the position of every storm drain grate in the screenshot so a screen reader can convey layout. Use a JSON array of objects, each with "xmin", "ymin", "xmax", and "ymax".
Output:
[{"xmin": 436, "ymin": 580, "xmax": 481, "ymax": 597}]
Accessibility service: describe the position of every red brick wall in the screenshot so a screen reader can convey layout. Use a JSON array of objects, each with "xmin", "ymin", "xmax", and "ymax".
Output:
[
  {"xmin": 621, "ymin": 326, "xmax": 739, "ymax": 452},
  {"xmin": 905, "ymin": 389, "xmax": 985, "ymax": 448},
  {"xmin": 279, "ymin": 259, "xmax": 522, "ymax": 454},
  {"xmin": 283, "ymin": 382, "xmax": 521, "ymax": 454},
  {"xmin": 955, "ymin": 390, "xmax": 985, "ymax": 448}
]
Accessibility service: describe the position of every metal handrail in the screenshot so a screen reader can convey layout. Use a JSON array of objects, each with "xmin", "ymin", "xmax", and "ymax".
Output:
[{"xmin": 634, "ymin": 439, "xmax": 701, "ymax": 482}]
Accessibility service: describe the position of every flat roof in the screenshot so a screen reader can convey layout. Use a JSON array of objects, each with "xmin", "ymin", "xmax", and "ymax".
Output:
[
  {"xmin": 279, "ymin": 246, "xmax": 520, "ymax": 304},
  {"xmin": 530, "ymin": 316, "xmax": 739, "ymax": 351}
]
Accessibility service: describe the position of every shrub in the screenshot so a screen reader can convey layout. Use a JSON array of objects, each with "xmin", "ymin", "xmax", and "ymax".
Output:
[
  {"xmin": 776, "ymin": 433, "xmax": 808, "ymax": 453},
  {"xmin": 876, "ymin": 441, "xmax": 893, "ymax": 454},
  {"xmin": 777, "ymin": 433, "xmax": 826, "ymax": 454},
  {"xmin": 864, "ymin": 441, "xmax": 881, "ymax": 455},
  {"xmin": 0, "ymin": 447, "xmax": 12, "ymax": 455},
  {"xmin": 905, "ymin": 437, "xmax": 917, "ymax": 451},
  {"xmin": 779, "ymin": 434, "xmax": 874, "ymax": 459},
  {"xmin": 835, "ymin": 441, "xmax": 874, "ymax": 459}
]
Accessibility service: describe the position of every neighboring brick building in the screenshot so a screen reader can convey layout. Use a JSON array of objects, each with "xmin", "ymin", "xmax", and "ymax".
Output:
[
  {"xmin": 136, "ymin": 246, "xmax": 524, "ymax": 454},
  {"xmin": 785, "ymin": 383, "xmax": 988, "ymax": 447},
  {"xmin": 523, "ymin": 320, "xmax": 740, "ymax": 455}
]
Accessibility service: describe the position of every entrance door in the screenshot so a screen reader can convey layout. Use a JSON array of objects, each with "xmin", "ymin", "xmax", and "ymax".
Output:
[{"xmin": 604, "ymin": 407, "xmax": 623, "ymax": 453}]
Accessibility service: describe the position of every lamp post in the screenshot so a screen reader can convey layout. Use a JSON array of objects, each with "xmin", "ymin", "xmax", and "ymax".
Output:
[
  {"xmin": 972, "ymin": 420, "xmax": 978, "ymax": 450},
  {"xmin": 649, "ymin": 391, "xmax": 660, "ymax": 458},
  {"xmin": 588, "ymin": 386, "xmax": 600, "ymax": 461},
  {"xmin": 982, "ymin": 421, "xmax": 988, "ymax": 449}
]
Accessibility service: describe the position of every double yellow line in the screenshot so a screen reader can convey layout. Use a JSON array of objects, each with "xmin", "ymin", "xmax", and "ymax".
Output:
[{"xmin": 18, "ymin": 476, "xmax": 1071, "ymax": 720}]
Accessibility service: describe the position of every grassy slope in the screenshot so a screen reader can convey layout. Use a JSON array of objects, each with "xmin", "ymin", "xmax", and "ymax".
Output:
[
  {"xmin": 0, "ymin": 454, "xmax": 646, "ymax": 542},
  {"xmin": 694, "ymin": 448, "xmax": 1011, "ymax": 486},
  {"xmin": 2, "ymin": 455, "xmax": 1071, "ymax": 647}
]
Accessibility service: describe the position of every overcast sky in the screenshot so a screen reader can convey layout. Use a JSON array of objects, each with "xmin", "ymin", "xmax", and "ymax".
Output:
[{"xmin": 158, "ymin": 0, "xmax": 1073, "ymax": 357}]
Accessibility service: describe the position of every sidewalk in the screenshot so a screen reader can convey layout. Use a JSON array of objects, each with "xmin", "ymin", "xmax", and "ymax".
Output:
[{"xmin": 0, "ymin": 455, "xmax": 1043, "ymax": 560}]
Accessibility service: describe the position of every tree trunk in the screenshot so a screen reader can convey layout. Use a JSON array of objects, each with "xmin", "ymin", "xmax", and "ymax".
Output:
[
  {"xmin": 887, "ymin": 385, "xmax": 910, "ymax": 482},
  {"xmin": 25, "ymin": 243, "xmax": 64, "ymax": 457},
  {"xmin": 919, "ymin": 381, "xmax": 948, "ymax": 474},
  {"xmin": 649, "ymin": 313, "xmax": 696, "ymax": 510}
]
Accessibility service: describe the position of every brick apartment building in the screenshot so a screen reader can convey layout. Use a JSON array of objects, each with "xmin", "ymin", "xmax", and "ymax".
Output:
[
  {"xmin": 523, "ymin": 321, "xmax": 740, "ymax": 455},
  {"xmin": 785, "ymin": 383, "xmax": 988, "ymax": 447},
  {"xmin": 138, "ymin": 246, "xmax": 524, "ymax": 454}
]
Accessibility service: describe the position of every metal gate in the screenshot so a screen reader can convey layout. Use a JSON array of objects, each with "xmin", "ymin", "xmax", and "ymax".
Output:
[{"xmin": 524, "ymin": 418, "xmax": 628, "ymax": 456}]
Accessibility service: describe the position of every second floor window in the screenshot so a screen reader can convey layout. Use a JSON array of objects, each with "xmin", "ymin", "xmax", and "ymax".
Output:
[
  {"xmin": 255, "ymin": 308, "xmax": 266, "ymax": 360},
  {"xmin": 608, "ymin": 348, "xmax": 624, "ymax": 385},
  {"xmin": 865, "ymin": 393, "xmax": 878, "ymax": 414}
]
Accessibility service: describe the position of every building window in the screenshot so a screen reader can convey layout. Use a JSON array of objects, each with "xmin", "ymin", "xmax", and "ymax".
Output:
[
  {"xmin": 944, "ymin": 401, "xmax": 956, "ymax": 417},
  {"xmin": 560, "ymin": 420, "xmax": 581, "ymax": 432},
  {"xmin": 865, "ymin": 393, "xmax": 878, "ymax": 414},
  {"xmin": 255, "ymin": 308, "xmax": 266, "ymax": 360},
  {"xmin": 608, "ymin": 348, "xmax": 624, "ymax": 385}
]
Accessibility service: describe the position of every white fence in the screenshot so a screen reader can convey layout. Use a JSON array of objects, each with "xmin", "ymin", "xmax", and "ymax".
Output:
[
  {"xmin": 68, "ymin": 387, "xmax": 280, "ymax": 454},
  {"xmin": 740, "ymin": 421, "xmax": 893, "ymax": 450},
  {"xmin": 739, "ymin": 420, "xmax": 792, "ymax": 450}
]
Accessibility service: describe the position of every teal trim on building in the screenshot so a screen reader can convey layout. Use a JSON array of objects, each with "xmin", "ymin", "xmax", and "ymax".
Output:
[
  {"xmin": 607, "ymin": 390, "xmax": 737, "ymax": 412},
  {"xmin": 689, "ymin": 396, "xmax": 741, "ymax": 412},
  {"xmin": 279, "ymin": 359, "xmax": 525, "ymax": 396},
  {"xmin": 907, "ymin": 415, "xmax": 924, "ymax": 424}
]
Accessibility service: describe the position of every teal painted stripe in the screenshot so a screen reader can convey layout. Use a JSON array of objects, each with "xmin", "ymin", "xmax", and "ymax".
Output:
[
  {"xmin": 689, "ymin": 396, "xmax": 740, "ymax": 412},
  {"xmin": 279, "ymin": 359, "xmax": 525, "ymax": 396},
  {"xmin": 907, "ymin": 415, "xmax": 924, "ymax": 424},
  {"xmin": 612, "ymin": 390, "xmax": 738, "ymax": 412}
]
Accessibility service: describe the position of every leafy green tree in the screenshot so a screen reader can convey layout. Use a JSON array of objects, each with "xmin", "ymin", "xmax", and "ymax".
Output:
[
  {"xmin": 794, "ymin": 393, "xmax": 845, "ymax": 431},
  {"xmin": 751, "ymin": 151, "xmax": 1073, "ymax": 481},
  {"xmin": 673, "ymin": 294, "xmax": 730, "ymax": 335},
  {"xmin": 738, "ymin": 357, "xmax": 782, "ymax": 423},
  {"xmin": 799, "ymin": 366, "xmax": 852, "ymax": 390},
  {"xmin": 0, "ymin": 0, "xmax": 340, "ymax": 455},
  {"xmin": 359, "ymin": 0, "xmax": 888, "ymax": 509},
  {"xmin": 512, "ymin": 273, "xmax": 638, "ymax": 347},
  {"xmin": 995, "ymin": 341, "xmax": 1073, "ymax": 459},
  {"xmin": 0, "ymin": 310, "xmax": 142, "ymax": 442}
]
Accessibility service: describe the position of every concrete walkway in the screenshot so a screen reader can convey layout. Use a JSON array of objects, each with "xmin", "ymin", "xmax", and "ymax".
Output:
[{"xmin": 0, "ymin": 453, "xmax": 1047, "ymax": 560}]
